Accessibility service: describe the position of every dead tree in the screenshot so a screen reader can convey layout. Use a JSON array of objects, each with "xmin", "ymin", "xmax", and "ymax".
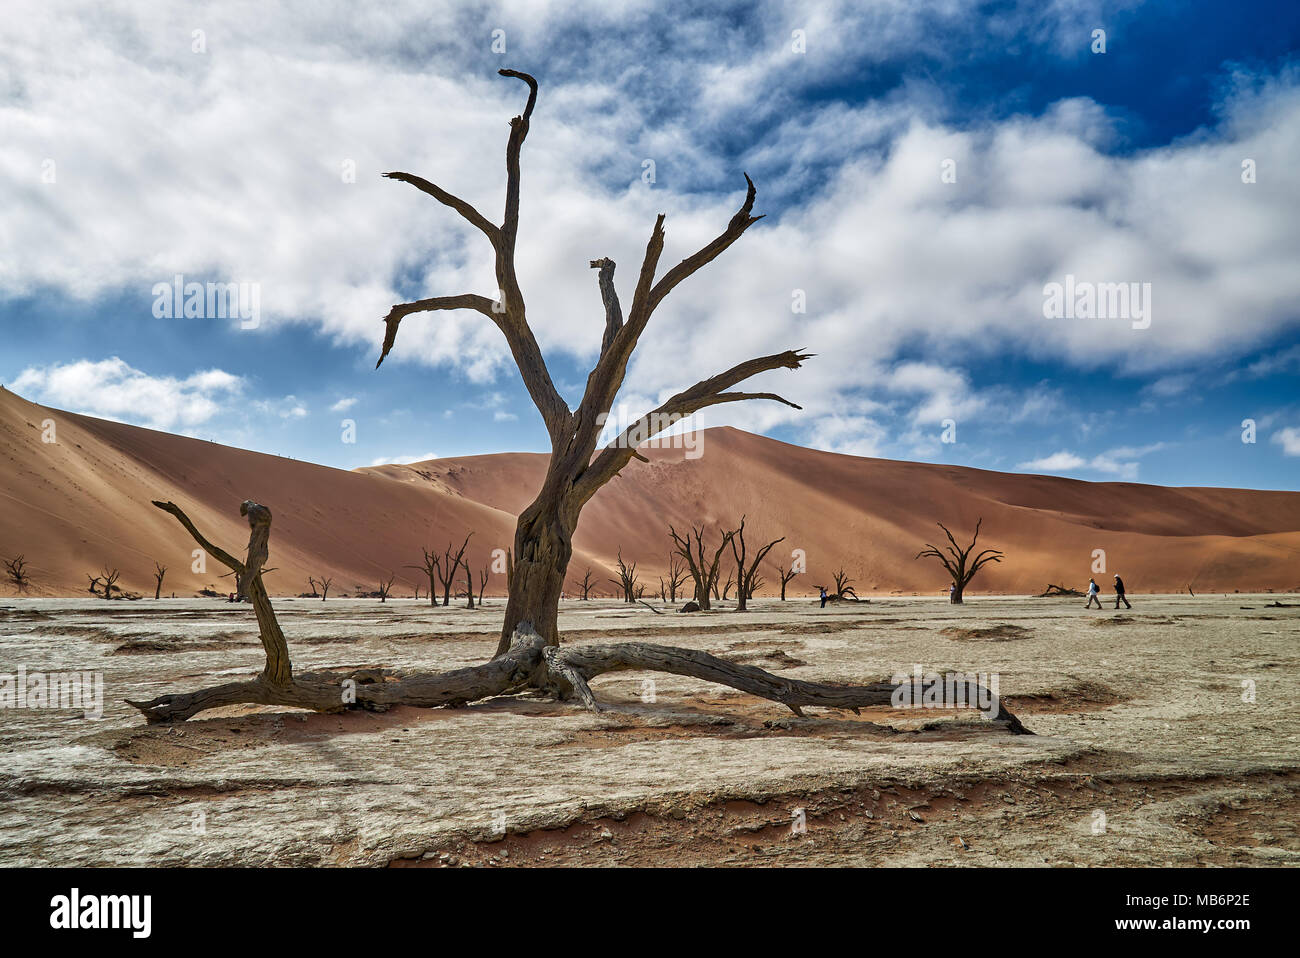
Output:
[
  {"xmin": 729, "ymin": 517, "xmax": 783, "ymax": 612},
  {"xmin": 609, "ymin": 551, "xmax": 638, "ymax": 603},
  {"xmin": 478, "ymin": 568, "xmax": 489, "ymax": 605},
  {"xmin": 433, "ymin": 534, "xmax": 473, "ymax": 608},
  {"xmin": 746, "ymin": 571, "xmax": 765, "ymax": 599},
  {"xmin": 464, "ymin": 560, "xmax": 475, "ymax": 609},
  {"xmin": 153, "ymin": 562, "xmax": 167, "ymax": 600},
  {"xmin": 4, "ymin": 555, "xmax": 30, "ymax": 594},
  {"xmin": 126, "ymin": 72, "xmax": 1028, "ymax": 736},
  {"xmin": 831, "ymin": 567, "xmax": 858, "ymax": 600},
  {"xmin": 408, "ymin": 548, "xmax": 440, "ymax": 607},
  {"xmin": 89, "ymin": 567, "xmax": 121, "ymax": 600},
  {"xmin": 376, "ymin": 574, "xmax": 395, "ymax": 602},
  {"xmin": 666, "ymin": 554, "xmax": 688, "ymax": 603},
  {"xmin": 915, "ymin": 518, "xmax": 1004, "ymax": 604},
  {"xmin": 577, "ymin": 567, "xmax": 594, "ymax": 600},
  {"xmin": 669, "ymin": 524, "xmax": 737, "ymax": 611},
  {"xmin": 778, "ymin": 563, "xmax": 798, "ymax": 600},
  {"xmin": 719, "ymin": 569, "xmax": 735, "ymax": 601},
  {"xmin": 318, "ymin": 576, "xmax": 332, "ymax": 601},
  {"xmin": 1037, "ymin": 583, "xmax": 1083, "ymax": 598}
]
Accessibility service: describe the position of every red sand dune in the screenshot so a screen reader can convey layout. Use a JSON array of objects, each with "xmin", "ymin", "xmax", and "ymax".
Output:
[{"xmin": 2, "ymin": 386, "xmax": 1298, "ymax": 599}]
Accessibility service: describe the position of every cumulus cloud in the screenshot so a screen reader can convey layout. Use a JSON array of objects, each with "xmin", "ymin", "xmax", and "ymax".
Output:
[
  {"xmin": 2, "ymin": 1, "xmax": 1298, "ymax": 461},
  {"xmin": 1018, "ymin": 442, "xmax": 1167, "ymax": 480},
  {"xmin": 10, "ymin": 357, "xmax": 242, "ymax": 430},
  {"xmin": 330, "ymin": 397, "xmax": 358, "ymax": 412},
  {"xmin": 1272, "ymin": 427, "xmax": 1300, "ymax": 456},
  {"xmin": 367, "ymin": 452, "xmax": 438, "ymax": 466}
]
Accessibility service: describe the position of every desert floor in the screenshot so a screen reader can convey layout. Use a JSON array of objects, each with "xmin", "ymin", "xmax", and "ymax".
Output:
[{"xmin": 1, "ymin": 594, "xmax": 1297, "ymax": 867}]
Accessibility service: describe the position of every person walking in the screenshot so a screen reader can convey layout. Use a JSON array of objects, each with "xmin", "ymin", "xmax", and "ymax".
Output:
[
  {"xmin": 1113, "ymin": 573, "xmax": 1131, "ymax": 609},
  {"xmin": 819, "ymin": 586, "xmax": 828, "ymax": 608},
  {"xmin": 1085, "ymin": 578, "xmax": 1102, "ymax": 609}
]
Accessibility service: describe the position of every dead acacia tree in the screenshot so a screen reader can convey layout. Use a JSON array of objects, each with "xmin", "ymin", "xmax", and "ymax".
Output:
[
  {"xmin": 478, "ymin": 568, "xmax": 489, "ymax": 605},
  {"xmin": 666, "ymin": 554, "xmax": 689, "ymax": 603},
  {"xmin": 831, "ymin": 567, "xmax": 858, "ymax": 600},
  {"xmin": 433, "ymin": 534, "xmax": 473, "ymax": 608},
  {"xmin": 718, "ymin": 568, "xmax": 735, "ymax": 601},
  {"xmin": 609, "ymin": 551, "xmax": 638, "ymax": 603},
  {"xmin": 376, "ymin": 574, "xmax": 395, "ymax": 602},
  {"xmin": 464, "ymin": 560, "xmax": 475, "ymax": 609},
  {"xmin": 778, "ymin": 563, "xmax": 798, "ymax": 600},
  {"xmin": 126, "ymin": 71, "xmax": 1027, "ymax": 736},
  {"xmin": 729, "ymin": 516, "xmax": 783, "ymax": 612},
  {"xmin": 408, "ymin": 548, "xmax": 440, "ymax": 607},
  {"xmin": 88, "ymin": 567, "xmax": 120, "ymax": 600},
  {"xmin": 669, "ymin": 524, "xmax": 737, "ymax": 611},
  {"xmin": 153, "ymin": 562, "xmax": 167, "ymax": 600},
  {"xmin": 576, "ymin": 567, "xmax": 594, "ymax": 600},
  {"xmin": 915, "ymin": 518, "xmax": 1004, "ymax": 604},
  {"xmin": 4, "ymin": 555, "xmax": 31, "ymax": 594}
]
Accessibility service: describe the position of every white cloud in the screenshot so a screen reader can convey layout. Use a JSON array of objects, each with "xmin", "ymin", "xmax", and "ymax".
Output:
[
  {"xmin": 367, "ymin": 452, "xmax": 438, "ymax": 466},
  {"xmin": 1272, "ymin": 427, "xmax": 1300, "ymax": 456},
  {"xmin": 330, "ymin": 397, "xmax": 358, "ymax": 412},
  {"xmin": 1018, "ymin": 442, "xmax": 1168, "ymax": 480},
  {"xmin": 10, "ymin": 357, "xmax": 242, "ymax": 430},
  {"xmin": 492, "ymin": 410, "xmax": 518, "ymax": 422},
  {"xmin": 1018, "ymin": 450, "xmax": 1088, "ymax": 472},
  {"xmin": 2, "ymin": 2, "xmax": 1298, "ymax": 460},
  {"xmin": 254, "ymin": 396, "xmax": 309, "ymax": 419}
]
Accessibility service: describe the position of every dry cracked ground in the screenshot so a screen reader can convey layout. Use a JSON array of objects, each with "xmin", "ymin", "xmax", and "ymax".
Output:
[{"xmin": 1, "ymin": 594, "xmax": 1297, "ymax": 867}]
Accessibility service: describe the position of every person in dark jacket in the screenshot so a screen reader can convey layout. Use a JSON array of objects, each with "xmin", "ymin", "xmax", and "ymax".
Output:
[
  {"xmin": 1113, "ymin": 574, "xmax": 1131, "ymax": 609},
  {"xmin": 819, "ymin": 586, "xmax": 828, "ymax": 608}
]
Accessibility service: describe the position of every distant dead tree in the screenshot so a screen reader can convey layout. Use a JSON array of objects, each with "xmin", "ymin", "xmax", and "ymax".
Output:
[
  {"xmin": 4, "ymin": 555, "xmax": 31, "ymax": 593},
  {"xmin": 657, "ymin": 577, "xmax": 666, "ymax": 601},
  {"xmin": 376, "ymin": 574, "xmax": 395, "ymax": 602},
  {"xmin": 89, "ymin": 567, "xmax": 121, "ymax": 600},
  {"xmin": 436, "ymin": 534, "xmax": 473, "ymax": 607},
  {"xmin": 408, "ymin": 548, "xmax": 440, "ymax": 607},
  {"xmin": 777, "ymin": 563, "xmax": 799, "ymax": 600},
  {"xmin": 670, "ymin": 524, "xmax": 737, "ymax": 611},
  {"xmin": 464, "ymin": 561, "xmax": 475, "ymax": 609},
  {"xmin": 729, "ymin": 516, "xmax": 784, "ymax": 612},
  {"xmin": 609, "ymin": 551, "xmax": 639, "ymax": 603},
  {"xmin": 831, "ymin": 568, "xmax": 857, "ymax": 600},
  {"xmin": 666, "ymin": 554, "xmax": 689, "ymax": 603},
  {"xmin": 152, "ymin": 562, "xmax": 167, "ymax": 600},
  {"xmin": 125, "ymin": 72, "xmax": 1027, "ymax": 735},
  {"xmin": 478, "ymin": 568, "xmax": 489, "ymax": 605},
  {"xmin": 915, "ymin": 518, "xmax": 1003, "ymax": 604},
  {"xmin": 718, "ymin": 569, "xmax": 735, "ymax": 601},
  {"xmin": 574, "ymin": 567, "xmax": 595, "ymax": 600}
]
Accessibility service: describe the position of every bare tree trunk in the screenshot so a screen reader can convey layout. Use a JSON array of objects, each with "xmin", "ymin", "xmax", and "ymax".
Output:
[{"xmin": 495, "ymin": 495, "xmax": 572, "ymax": 655}]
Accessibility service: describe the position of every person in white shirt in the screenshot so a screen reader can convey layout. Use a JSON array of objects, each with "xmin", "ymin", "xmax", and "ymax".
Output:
[{"xmin": 1085, "ymin": 578, "xmax": 1102, "ymax": 609}]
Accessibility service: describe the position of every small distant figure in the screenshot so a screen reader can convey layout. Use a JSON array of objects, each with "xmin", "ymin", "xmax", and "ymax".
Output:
[
  {"xmin": 1113, "ymin": 574, "xmax": 1131, "ymax": 609},
  {"xmin": 948, "ymin": 583, "xmax": 956, "ymax": 603},
  {"xmin": 819, "ymin": 586, "xmax": 828, "ymax": 608},
  {"xmin": 1085, "ymin": 578, "xmax": 1102, "ymax": 609}
]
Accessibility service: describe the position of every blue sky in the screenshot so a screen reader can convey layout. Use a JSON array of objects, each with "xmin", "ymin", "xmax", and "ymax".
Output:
[{"xmin": 2, "ymin": 0, "xmax": 1298, "ymax": 488}]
